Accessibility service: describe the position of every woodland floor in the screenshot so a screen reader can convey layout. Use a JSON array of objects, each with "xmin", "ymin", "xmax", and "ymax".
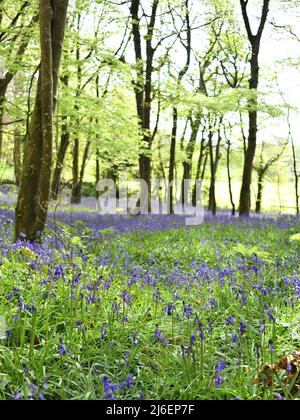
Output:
[{"xmin": 0, "ymin": 209, "xmax": 300, "ymax": 400}]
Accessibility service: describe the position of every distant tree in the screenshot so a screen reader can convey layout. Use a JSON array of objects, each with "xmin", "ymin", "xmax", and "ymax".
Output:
[
  {"xmin": 254, "ymin": 141, "xmax": 287, "ymax": 213},
  {"xmin": 0, "ymin": 1, "xmax": 38, "ymax": 161}
]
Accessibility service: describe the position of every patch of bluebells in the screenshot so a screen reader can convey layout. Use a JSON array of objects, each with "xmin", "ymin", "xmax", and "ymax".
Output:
[
  {"xmin": 102, "ymin": 375, "xmax": 133, "ymax": 400},
  {"xmin": 154, "ymin": 325, "xmax": 168, "ymax": 346},
  {"xmin": 215, "ymin": 360, "xmax": 227, "ymax": 388},
  {"xmin": 1, "ymin": 208, "xmax": 300, "ymax": 400}
]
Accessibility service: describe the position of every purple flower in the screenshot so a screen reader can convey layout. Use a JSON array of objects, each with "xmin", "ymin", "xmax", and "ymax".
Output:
[
  {"xmin": 120, "ymin": 290, "xmax": 133, "ymax": 304},
  {"xmin": 123, "ymin": 374, "xmax": 133, "ymax": 388},
  {"xmin": 164, "ymin": 303, "xmax": 176, "ymax": 317},
  {"xmin": 183, "ymin": 304, "xmax": 194, "ymax": 319},
  {"xmin": 59, "ymin": 339, "xmax": 71, "ymax": 356},
  {"xmin": 266, "ymin": 308, "xmax": 276, "ymax": 323},
  {"xmin": 215, "ymin": 373, "xmax": 225, "ymax": 388},
  {"xmin": 102, "ymin": 375, "xmax": 134, "ymax": 400},
  {"xmin": 190, "ymin": 334, "xmax": 197, "ymax": 346},
  {"xmin": 131, "ymin": 333, "xmax": 138, "ymax": 347},
  {"xmin": 100, "ymin": 324, "xmax": 108, "ymax": 341},
  {"xmin": 216, "ymin": 360, "xmax": 227, "ymax": 373},
  {"xmin": 226, "ymin": 316, "xmax": 236, "ymax": 326},
  {"xmin": 268, "ymin": 339, "xmax": 275, "ymax": 353},
  {"xmin": 154, "ymin": 325, "xmax": 168, "ymax": 346},
  {"xmin": 239, "ymin": 322, "xmax": 247, "ymax": 335},
  {"xmin": 260, "ymin": 324, "xmax": 266, "ymax": 334},
  {"xmin": 103, "ymin": 281, "xmax": 111, "ymax": 291}
]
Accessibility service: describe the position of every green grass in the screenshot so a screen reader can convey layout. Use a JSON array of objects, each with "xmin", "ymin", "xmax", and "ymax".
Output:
[{"xmin": 0, "ymin": 215, "xmax": 300, "ymax": 400}]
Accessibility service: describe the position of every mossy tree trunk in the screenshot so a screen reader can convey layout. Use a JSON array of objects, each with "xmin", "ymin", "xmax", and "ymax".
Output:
[{"xmin": 15, "ymin": 0, "xmax": 68, "ymax": 241}]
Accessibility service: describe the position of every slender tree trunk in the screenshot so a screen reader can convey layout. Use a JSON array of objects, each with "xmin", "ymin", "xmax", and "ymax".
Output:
[
  {"xmin": 168, "ymin": 0, "xmax": 191, "ymax": 213},
  {"xmin": 78, "ymin": 139, "xmax": 91, "ymax": 200},
  {"xmin": 168, "ymin": 107, "xmax": 178, "ymax": 213},
  {"xmin": 16, "ymin": 0, "xmax": 68, "ymax": 240},
  {"xmin": 51, "ymin": 119, "xmax": 70, "ymax": 200},
  {"xmin": 208, "ymin": 119, "xmax": 222, "ymax": 215},
  {"xmin": 192, "ymin": 130, "xmax": 206, "ymax": 207},
  {"xmin": 226, "ymin": 135, "xmax": 236, "ymax": 216},
  {"xmin": 181, "ymin": 117, "xmax": 201, "ymax": 206},
  {"xmin": 255, "ymin": 170, "xmax": 264, "ymax": 214},
  {"xmin": 13, "ymin": 128, "xmax": 22, "ymax": 186},
  {"xmin": 208, "ymin": 130, "xmax": 216, "ymax": 215},
  {"xmin": 291, "ymin": 138, "xmax": 299, "ymax": 217},
  {"xmin": 51, "ymin": 74, "xmax": 70, "ymax": 200},
  {"xmin": 71, "ymin": 137, "xmax": 80, "ymax": 204},
  {"xmin": 96, "ymin": 148, "xmax": 100, "ymax": 199},
  {"xmin": 0, "ymin": 94, "xmax": 4, "ymax": 162},
  {"xmin": 70, "ymin": 10, "xmax": 83, "ymax": 205}
]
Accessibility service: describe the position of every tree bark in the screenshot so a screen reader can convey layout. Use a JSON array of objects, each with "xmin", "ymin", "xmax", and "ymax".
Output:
[
  {"xmin": 71, "ymin": 137, "xmax": 80, "ymax": 204},
  {"xmin": 224, "ymin": 127, "xmax": 236, "ymax": 216},
  {"xmin": 51, "ymin": 118, "xmax": 70, "ymax": 201},
  {"xmin": 71, "ymin": 11, "xmax": 83, "ymax": 205},
  {"xmin": 168, "ymin": 0, "xmax": 191, "ymax": 214},
  {"xmin": 15, "ymin": 0, "xmax": 68, "ymax": 241},
  {"xmin": 208, "ymin": 120, "xmax": 222, "ymax": 216},
  {"xmin": 131, "ymin": 0, "xmax": 159, "ymax": 210},
  {"xmin": 192, "ymin": 128, "xmax": 206, "ymax": 207},
  {"xmin": 13, "ymin": 128, "xmax": 22, "ymax": 186},
  {"xmin": 181, "ymin": 116, "xmax": 201, "ymax": 206},
  {"xmin": 96, "ymin": 148, "xmax": 100, "ymax": 199},
  {"xmin": 255, "ymin": 171, "xmax": 264, "ymax": 214},
  {"xmin": 291, "ymin": 138, "xmax": 299, "ymax": 217},
  {"xmin": 239, "ymin": 0, "xmax": 270, "ymax": 216}
]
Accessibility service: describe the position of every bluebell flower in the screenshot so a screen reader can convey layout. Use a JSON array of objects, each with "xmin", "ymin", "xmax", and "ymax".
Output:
[
  {"xmin": 215, "ymin": 373, "xmax": 225, "ymax": 388},
  {"xmin": 268, "ymin": 339, "xmax": 275, "ymax": 353},
  {"xmin": 239, "ymin": 322, "xmax": 247, "ymax": 335},
  {"xmin": 183, "ymin": 304, "xmax": 194, "ymax": 319},
  {"xmin": 226, "ymin": 316, "xmax": 236, "ymax": 326}
]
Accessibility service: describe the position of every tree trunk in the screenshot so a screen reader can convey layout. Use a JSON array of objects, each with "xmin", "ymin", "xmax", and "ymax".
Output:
[
  {"xmin": 168, "ymin": 0, "xmax": 191, "ymax": 214},
  {"xmin": 255, "ymin": 171, "xmax": 264, "ymax": 214},
  {"xmin": 226, "ymin": 137, "xmax": 236, "ymax": 216},
  {"xmin": 181, "ymin": 117, "xmax": 201, "ymax": 206},
  {"xmin": 0, "ymin": 94, "xmax": 4, "ymax": 162},
  {"xmin": 239, "ymin": 0, "xmax": 270, "ymax": 216},
  {"xmin": 71, "ymin": 137, "xmax": 80, "ymax": 204},
  {"xmin": 192, "ymin": 130, "xmax": 206, "ymax": 207},
  {"xmin": 51, "ymin": 74, "xmax": 70, "ymax": 200},
  {"xmin": 51, "ymin": 119, "xmax": 70, "ymax": 200},
  {"xmin": 208, "ymin": 120, "xmax": 222, "ymax": 216},
  {"xmin": 291, "ymin": 137, "xmax": 299, "ymax": 217},
  {"xmin": 13, "ymin": 128, "xmax": 22, "ymax": 186},
  {"xmin": 96, "ymin": 148, "xmax": 100, "ymax": 199},
  {"xmin": 208, "ymin": 130, "xmax": 216, "ymax": 215},
  {"xmin": 168, "ymin": 107, "xmax": 178, "ymax": 213},
  {"xmin": 15, "ymin": 0, "xmax": 68, "ymax": 241},
  {"xmin": 239, "ymin": 51, "xmax": 259, "ymax": 216},
  {"xmin": 130, "ymin": 0, "xmax": 159, "ymax": 211}
]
